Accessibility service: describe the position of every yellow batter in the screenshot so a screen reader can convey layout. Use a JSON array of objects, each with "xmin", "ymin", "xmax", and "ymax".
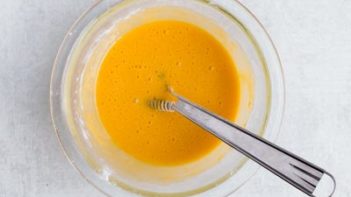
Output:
[{"xmin": 96, "ymin": 21, "xmax": 240, "ymax": 166}]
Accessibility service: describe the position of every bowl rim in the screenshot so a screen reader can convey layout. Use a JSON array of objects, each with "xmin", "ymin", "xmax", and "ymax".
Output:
[{"xmin": 50, "ymin": 0, "xmax": 286, "ymax": 196}]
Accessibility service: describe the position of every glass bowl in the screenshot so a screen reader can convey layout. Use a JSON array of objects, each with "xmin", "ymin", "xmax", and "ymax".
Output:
[{"xmin": 50, "ymin": 0, "xmax": 285, "ymax": 196}]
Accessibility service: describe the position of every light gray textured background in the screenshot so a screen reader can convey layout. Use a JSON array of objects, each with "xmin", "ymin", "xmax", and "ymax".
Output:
[{"xmin": 1, "ymin": 0, "xmax": 351, "ymax": 196}]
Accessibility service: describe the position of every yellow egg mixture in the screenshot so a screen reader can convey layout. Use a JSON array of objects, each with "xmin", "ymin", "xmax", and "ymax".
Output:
[{"xmin": 96, "ymin": 21, "xmax": 240, "ymax": 166}]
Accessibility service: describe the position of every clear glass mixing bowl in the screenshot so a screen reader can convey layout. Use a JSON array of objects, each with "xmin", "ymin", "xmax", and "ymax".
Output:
[{"xmin": 50, "ymin": 0, "xmax": 285, "ymax": 196}]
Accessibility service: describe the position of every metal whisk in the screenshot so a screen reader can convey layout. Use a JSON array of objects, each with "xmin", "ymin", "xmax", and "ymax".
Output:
[{"xmin": 148, "ymin": 90, "xmax": 336, "ymax": 197}]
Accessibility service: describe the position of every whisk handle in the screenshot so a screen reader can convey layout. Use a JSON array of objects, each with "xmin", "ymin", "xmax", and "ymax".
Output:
[{"xmin": 173, "ymin": 95, "xmax": 335, "ymax": 197}]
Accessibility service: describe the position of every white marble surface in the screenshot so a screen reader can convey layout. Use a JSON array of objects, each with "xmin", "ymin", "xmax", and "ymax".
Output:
[{"xmin": 1, "ymin": 0, "xmax": 351, "ymax": 196}]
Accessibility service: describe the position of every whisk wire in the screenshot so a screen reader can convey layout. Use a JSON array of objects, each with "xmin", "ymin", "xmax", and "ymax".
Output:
[{"xmin": 148, "ymin": 99, "xmax": 175, "ymax": 112}]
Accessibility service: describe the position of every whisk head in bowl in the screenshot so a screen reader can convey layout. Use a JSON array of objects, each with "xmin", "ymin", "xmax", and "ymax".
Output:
[{"xmin": 148, "ymin": 99, "xmax": 175, "ymax": 112}]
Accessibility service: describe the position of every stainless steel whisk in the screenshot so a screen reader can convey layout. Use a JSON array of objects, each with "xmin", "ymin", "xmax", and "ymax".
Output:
[{"xmin": 149, "ymin": 90, "xmax": 336, "ymax": 197}]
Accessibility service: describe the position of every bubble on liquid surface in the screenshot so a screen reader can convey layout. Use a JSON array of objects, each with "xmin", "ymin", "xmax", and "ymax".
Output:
[{"xmin": 133, "ymin": 98, "xmax": 140, "ymax": 104}]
